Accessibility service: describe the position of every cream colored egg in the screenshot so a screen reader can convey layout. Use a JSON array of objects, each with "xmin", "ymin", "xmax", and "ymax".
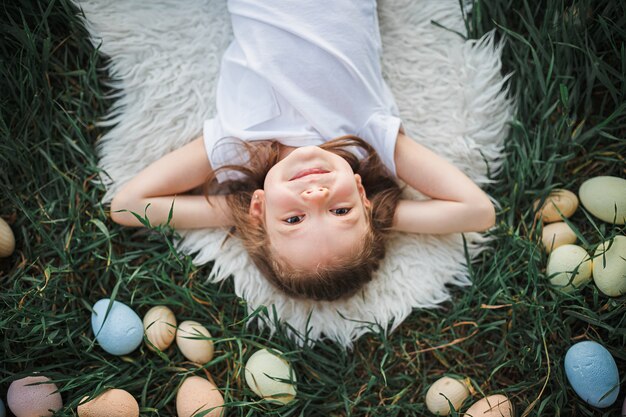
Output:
[
  {"xmin": 0, "ymin": 216, "xmax": 15, "ymax": 257},
  {"xmin": 425, "ymin": 376, "xmax": 469, "ymax": 415},
  {"xmin": 579, "ymin": 176, "xmax": 626, "ymax": 225},
  {"xmin": 244, "ymin": 348, "xmax": 297, "ymax": 405},
  {"xmin": 533, "ymin": 189, "xmax": 578, "ymax": 223},
  {"xmin": 143, "ymin": 306, "xmax": 177, "ymax": 351},
  {"xmin": 465, "ymin": 395, "xmax": 514, "ymax": 417},
  {"xmin": 176, "ymin": 320, "xmax": 214, "ymax": 363},
  {"xmin": 77, "ymin": 389, "xmax": 139, "ymax": 417},
  {"xmin": 176, "ymin": 376, "xmax": 224, "ymax": 417},
  {"xmin": 592, "ymin": 236, "xmax": 626, "ymax": 297},
  {"xmin": 547, "ymin": 244, "xmax": 592, "ymax": 292},
  {"xmin": 542, "ymin": 222, "xmax": 577, "ymax": 253}
]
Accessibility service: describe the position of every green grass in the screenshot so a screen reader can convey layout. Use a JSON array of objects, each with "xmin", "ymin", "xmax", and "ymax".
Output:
[{"xmin": 1, "ymin": 0, "xmax": 624, "ymax": 415}]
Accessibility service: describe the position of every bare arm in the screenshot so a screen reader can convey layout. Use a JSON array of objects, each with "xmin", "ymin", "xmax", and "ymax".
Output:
[
  {"xmin": 391, "ymin": 132, "xmax": 496, "ymax": 234},
  {"xmin": 109, "ymin": 136, "xmax": 234, "ymax": 229}
]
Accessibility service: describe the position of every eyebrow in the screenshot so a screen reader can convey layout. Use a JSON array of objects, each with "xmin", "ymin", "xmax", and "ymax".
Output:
[{"xmin": 276, "ymin": 215, "xmax": 360, "ymax": 236}]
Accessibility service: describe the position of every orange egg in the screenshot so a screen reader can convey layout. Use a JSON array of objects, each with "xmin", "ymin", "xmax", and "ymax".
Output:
[
  {"xmin": 533, "ymin": 189, "xmax": 578, "ymax": 223},
  {"xmin": 77, "ymin": 389, "xmax": 139, "ymax": 417},
  {"xmin": 176, "ymin": 376, "xmax": 224, "ymax": 417}
]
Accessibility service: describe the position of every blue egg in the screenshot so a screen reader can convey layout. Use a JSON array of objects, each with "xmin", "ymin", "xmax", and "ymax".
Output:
[
  {"xmin": 91, "ymin": 298, "xmax": 143, "ymax": 355},
  {"xmin": 564, "ymin": 341, "xmax": 619, "ymax": 408},
  {"xmin": 0, "ymin": 398, "xmax": 5, "ymax": 417}
]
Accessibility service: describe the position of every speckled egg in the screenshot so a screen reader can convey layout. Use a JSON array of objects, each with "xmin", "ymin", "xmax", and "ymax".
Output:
[
  {"xmin": 579, "ymin": 176, "xmax": 626, "ymax": 224},
  {"xmin": 7, "ymin": 376, "xmax": 63, "ymax": 417},
  {"xmin": 425, "ymin": 376, "xmax": 469, "ymax": 415},
  {"xmin": 0, "ymin": 398, "xmax": 6, "ymax": 417},
  {"xmin": 542, "ymin": 221, "xmax": 577, "ymax": 253},
  {"xmin": 245, "ymin": 348, "xmax": 297, "ymax": 405},
  {"xmin": 465, "ymin": 395, "xmax": 514, "ymax": 417},
  {"xmin": 546, "ymin": 244, "xmax": 593, "ymax": 292},
  {"xmin": 91, "ymin": 299, "xmax": 143, "ymax": 355},
  {"xmin": 176, "ymin": 320, "xmax": 214, "ymax": 363},
  {"xmin": 143, "ymin": 306, "xmax": 177, "ymax": 351},
  {"xmin": 564, "ymin": 340, "xmax": 619, "ymax": 407},
  {"xmin": 0, "ymin": 216, "xmax": 15, "ymax": 258},
  {"xmin": 592, "ymin": 236, "xmax": 626, "ymax": 297},
  {"xmin": 533, "ymin": 189, "xmax": 578, "ymax": 223},
  {"xmin": 77, "ymin": 389, "xmax": 139, "ymax": 417},
  {"xmin": 176, "ymin": 376, "xmax": 224, "ymax": 417}
]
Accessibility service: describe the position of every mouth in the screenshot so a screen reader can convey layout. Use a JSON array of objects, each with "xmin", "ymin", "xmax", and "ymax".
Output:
[{"xmin": 289, "ymin": 168, "xmax": 330, "ymax": 181}]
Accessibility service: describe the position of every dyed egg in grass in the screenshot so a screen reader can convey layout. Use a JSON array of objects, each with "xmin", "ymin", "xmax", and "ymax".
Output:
[
  {"xmin": 425, "ymin": 376, "xmax": 469, "ymax": 415},
  {"xmin": 0, "ymin": 398, "xmax": 5, "ymax": 417},
  {"xmin": 579, "ymin": 176, "xmax": 626, "ymax": 225},
  {"xmin": 541, "ymin": 221, "xmax": 577, "ymax": 253},
  {"xmin": 533, "ymin": 189, "xmax": 578, "ymax": 223},
  {"xmin": 91, "ymin": 299, "xmax": 143, "ymax": 355},
  {"xmin": 245, "ymin": 348, "xmax": 297, "ymax": 405},
  {"xmin": 143, "ymin": 306, "xmax": 177, "ymax": 351},
  {"xmin": 622, "ymin": 395, "xmax": 626, "ymax": 416},
  {"xmin": 465, "ymin": 395, "xmax": 514, "ymax": 417},
  {"xmin": 176, "ymin": 321, "xmax": 214, "ymax": 363},
  {"xmin": 0, "ymin": 216, "xmax": 15, "ymax": 257},
  {"xmin": 546, "ymin": 244, "xmax": 592, "ymax": 292},
  {"xmin": 592, "ymin": 236, "xmax": 626, "ymax": 297},
  {"xmin": 565, "ymin": 340, "xmax": 619, "ymax": 408},
  {"xmin": 77, "ymin": 389, "xmax": 139, "ymax": 417},
  {"xmin": 7, "ymin": 376, "xmax": 63, "ymax": 417},
  {"xmin": 176, "ymin": 376, "xmax": 224, "ymax": 417}
]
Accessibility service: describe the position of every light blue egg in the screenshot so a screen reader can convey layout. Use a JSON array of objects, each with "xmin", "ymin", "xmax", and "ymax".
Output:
[
  {"xmin": 91, "ymin": 298, "xmax": 143, "ymax": 355},
  {"xmin": 564, "ymin": 340, "xmax": 619, "ymax": 408},
  {"xmin": 0, "ymin": 398, "xmax": 5, "ymax": 417}
]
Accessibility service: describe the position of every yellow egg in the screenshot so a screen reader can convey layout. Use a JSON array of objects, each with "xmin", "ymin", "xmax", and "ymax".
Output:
[
  {"xmin": 579, "ymin": 176, "xmax": 626, "ymax": 225},
  {"xmin": 541, "ymin": 222, "xmax": 577, "ymax": 253},
  {"xmin": 465, "ymin": 395, "xmax": 514, "ymax": 417},
  {"xmin": 176, "ymin": 376, "xmax": 224, "ymax": 417},
  {"xmin": 0, "ymin": 216, "xmax": 15, "ymax": 257},
  {"xmin": 77, "ymin": 389, "xmax": 139, "ymax": 417},
  {"xmin": 547, "ymin": 244, "xmax": 593, "ymax": 292},
  {"xmin": 425, "ymin": 376, "xmax": 469, "ymax": 415},
  {"xmin": 176, "ymin": 320, "xmax": 214, "ymax": 363},
  {"xmin": 533, "ymin": 189, "xmax": 578, "ymax": 223},
  {"xmin": 244, "ymin": 348, "xmax": 297, "ymax": 405},
  {"xmin": 143, "ymin": 306, "xmax": 177, "ymax": 351},
  {"xmin": 592, "ymin": 236, "xmax": 626, "ymax": 297}
]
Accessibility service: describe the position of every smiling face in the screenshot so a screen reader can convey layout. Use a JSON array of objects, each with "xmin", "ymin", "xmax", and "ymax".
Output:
[{"xmin": 249, "ymin": 146, "xmax": 371, "ymax": 271}]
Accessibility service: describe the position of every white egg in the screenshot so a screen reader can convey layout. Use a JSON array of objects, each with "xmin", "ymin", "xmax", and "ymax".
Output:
[
  {"xmin": 176, "ymin": 320, "xmax": 214, "ymax": 363},
  {"xmin": 143, "ymin": 306, "xmax": 177, "ymax": 351},
  {"xmin": 425, "ymin": 376, "xmax": 469, "ymax": 415},
  {"xmin": 579, "ymin": 176, "xmax": 626, "ymax": 224},
  {"xmin": 592, "ymin": 236, "xmax": 626, "ymax": 297},
  {"xmin": 244, "ymin": 348, "xmax": 297, "ymax": 405},
  {"xmin": 546, "ymin": 244, "xmax": 592, "ymax": 292}
]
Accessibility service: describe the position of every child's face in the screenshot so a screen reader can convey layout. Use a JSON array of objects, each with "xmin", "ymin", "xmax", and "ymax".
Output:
[{"xmin": 249, "ymin": 146, "xmax": 371, "ymax": 270}]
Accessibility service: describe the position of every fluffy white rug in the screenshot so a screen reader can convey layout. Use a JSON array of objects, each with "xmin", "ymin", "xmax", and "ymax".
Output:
[{"xmin": 77, "ymin": 0, "xmax": 513, "ymax": 348}]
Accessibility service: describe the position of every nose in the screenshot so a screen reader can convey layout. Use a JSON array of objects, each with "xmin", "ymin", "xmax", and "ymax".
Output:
[{"xmin": 301, "ymin": 186, "xmax": 329, "ymax": 202}]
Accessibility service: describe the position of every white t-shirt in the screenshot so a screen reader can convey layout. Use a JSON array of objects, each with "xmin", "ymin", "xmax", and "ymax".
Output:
[{"xmin": 203, "ymin": 0, "xmax": 403, "ymax": 182}]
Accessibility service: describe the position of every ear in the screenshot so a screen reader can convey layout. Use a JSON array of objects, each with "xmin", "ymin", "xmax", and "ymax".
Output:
[
  {"xmin": 249, "ymin": 189, "xmax": 265, "ymax": 220},
  {"xmin": 354, "ymin": 174, "xmax": 371, "ymax": 209}
]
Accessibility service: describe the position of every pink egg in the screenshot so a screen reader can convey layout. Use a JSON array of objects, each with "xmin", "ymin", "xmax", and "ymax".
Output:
[{"xmin": 7, "ymin": 376, "xmax": 63, "ymax": 417}]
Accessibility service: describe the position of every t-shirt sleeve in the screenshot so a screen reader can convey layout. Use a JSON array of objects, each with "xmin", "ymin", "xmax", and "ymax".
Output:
[{"xmin": 356, "ymin": 112, "xmax": 403, "ymax": 177}]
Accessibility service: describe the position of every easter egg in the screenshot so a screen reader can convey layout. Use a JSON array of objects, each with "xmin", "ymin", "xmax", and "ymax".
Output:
[
  {"xmin": 143, "ymin": 306, "xmax": 177, "ymax": 351},
  {"xmin": 245, "ymin": 348, "xmax": 297, "ymax": 405},
  {"xmin": 541, "ymin": 221, "xmax": 577, "ymax": 253},
  {"xmin": 7, "ymin": 376, "xmax": 63, "ymax": 417},
  {"xmin": 0, "ymin": 398, "xmax": 6, "ymax": 417},
  {"xmin": 533, "ymin": 189, "xmax": 578, "ymax": 223},
  {"xmin": 465, "ymin": 395, "xmax": 514, "ymax": 417},
  {"xmin": 176, "ymin": 376, "xmax": 224, "ymax": 417},
  {"xmin": 622, "ymin": 395, "xmax": 626, "ymax": 416},
  {"xmin": 592, "ymin": 236, "xmax": 626, "ymax": 297},
  {"xmin": 425, "ymin": 376, "xmax": 469, "ymax": 415},
  {"xmin": 0, "ymin": 216, "xmax": 15, "ymax": 257},
  {"xmin": 564, "ymin": 340, "xmax": 619, "ymax": 407},
  {"xmin": 176, "ymin": 321, "xmax": 214, "ymax": 363},
  {"xmin": 91, "ymin": 299, "xmax": 143, "ymax": 355},
  {"xmin": 546, "ymin": 244, "xmax": 592, "ymax": 292},
  {"xmin": 579, "ymin": 176, "xmax": 626, "ymax": 224},
  {"xmin": 77, "ymin": 389, "xmax": 139, "ymax": 417}
]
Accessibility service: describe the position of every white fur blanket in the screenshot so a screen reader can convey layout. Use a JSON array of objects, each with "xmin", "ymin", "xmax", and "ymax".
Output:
[{"xmin": 77, "ymin": 0, "xmax": 513, "ymax": 348}]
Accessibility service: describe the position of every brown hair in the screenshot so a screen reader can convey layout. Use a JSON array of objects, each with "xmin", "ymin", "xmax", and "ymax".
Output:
[{"xmin": 202, "ymin": 135, "xmax": 403, "ymax": 301}]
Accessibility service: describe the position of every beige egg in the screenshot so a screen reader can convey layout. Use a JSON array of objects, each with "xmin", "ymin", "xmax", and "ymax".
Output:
[
  {"xmin": 579, "ymin": 176, "xmax": 626, "ymax": 225},
  {"xmin": 533, "ymin": 189, "xmax": 578, "ymax": 223},
  {"xmin": 0, "ymin": 216, "xmax": 15, "ymax": 257},
  {"xmin": 244, "ymin": 348, "xmax": 297, "ymax": 405},
  {"xmin": 425, "ymin": 376, "xmax": 469, "ymax": 415},
  {"xmin": 592, "ymin": 236, "xmax": 626, "ymax": 297},
  {"xmin": 77, "ymin": 389, "xmax": 139, "ymax": 417},
  {"xmin": 143, "ymin": 306, "xmax": 177, "ymax": 351},
  {"xmin": 547, "ymin": 244, "xmax": 593, "ymax": 292},
  {"xmin": 541, "ymin": 222, "xmax": 577, "ymax": 253},
  {"xmin": 176, "ymin": 320, "xmax": 214, "ymax": 363},
  {"xmin": 176, "ymin": 376, "xmax": 224, "ymax": 417},
  {"xmin": 465, "ymin": 395, "xmax": 514, "ymax": 417}
]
